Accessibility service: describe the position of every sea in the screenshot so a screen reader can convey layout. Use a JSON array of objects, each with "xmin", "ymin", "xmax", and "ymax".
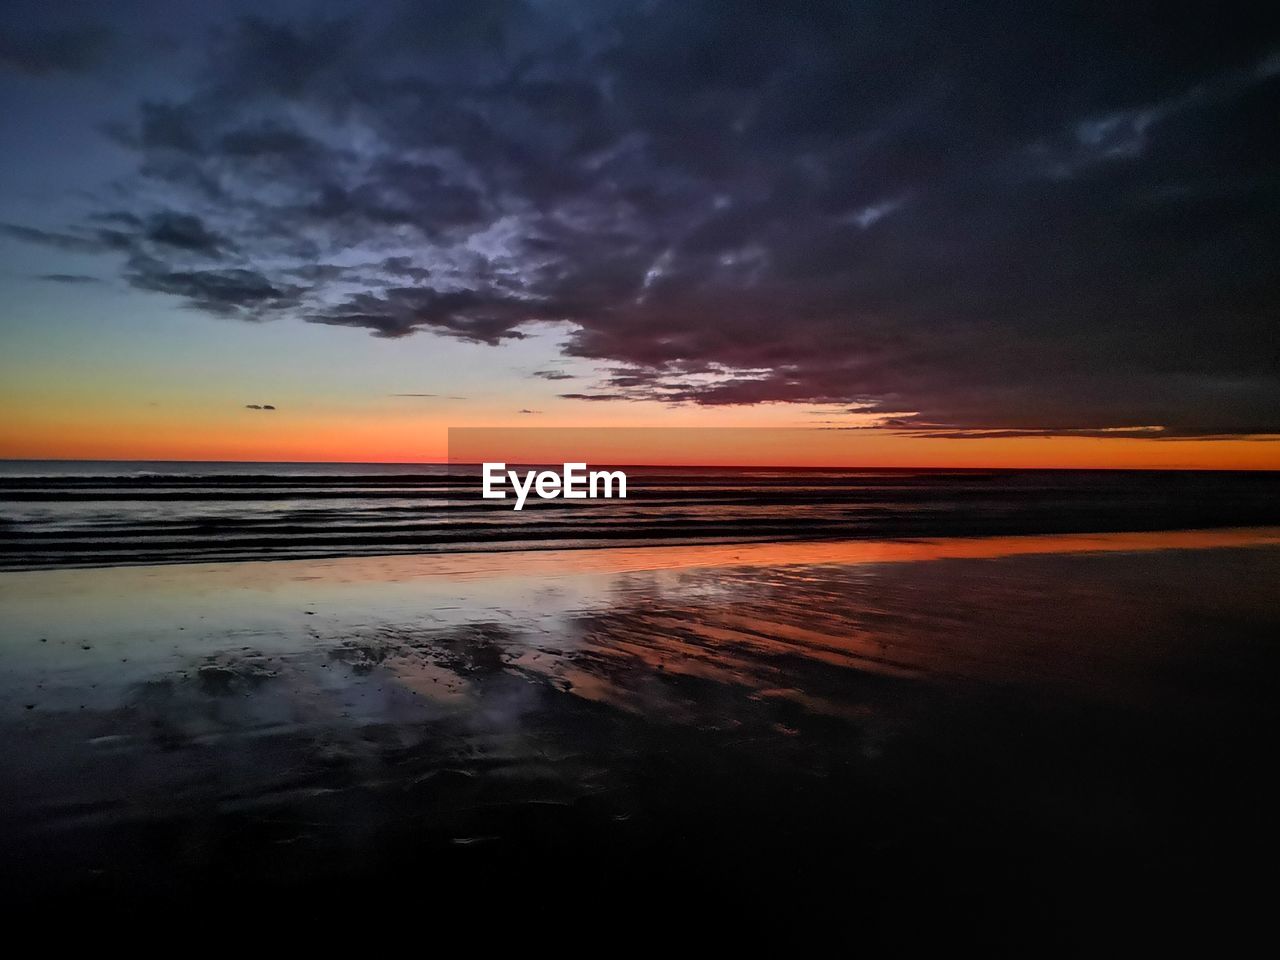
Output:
[{"xmin": 2, "ymin": 459, "xmax": 1278, "ymax": 569}]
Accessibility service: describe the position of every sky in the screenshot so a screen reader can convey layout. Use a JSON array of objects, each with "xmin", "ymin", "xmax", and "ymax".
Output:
[{"xmin": 1, "ymin": 0, "xmax": 1278, "ymax": 467}]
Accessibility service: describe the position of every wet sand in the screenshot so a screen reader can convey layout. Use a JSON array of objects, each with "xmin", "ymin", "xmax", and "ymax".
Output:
[{"xmin": 2, "ymin": 529, "xmax": 1279, "ymax": 943}]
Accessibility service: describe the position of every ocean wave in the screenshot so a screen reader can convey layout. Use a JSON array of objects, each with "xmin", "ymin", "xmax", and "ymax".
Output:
[{"xmin": 2, "ymin": 464, "xmax": 1278, "ymax": 570}]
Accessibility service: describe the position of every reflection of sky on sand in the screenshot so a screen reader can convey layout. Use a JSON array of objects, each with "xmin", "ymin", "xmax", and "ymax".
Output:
[
  {"xmin": 3, "ymin": 527, "xmax": 1280, "ymax": 723},
  {"xmin": 3, "ymin": 527, "xmax": 1280, "ymax": 900}
]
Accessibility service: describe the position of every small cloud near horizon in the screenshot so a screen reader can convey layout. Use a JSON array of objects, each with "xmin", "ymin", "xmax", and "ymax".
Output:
[{"xmin": 36, "ymin": 273, "xmax": 102, "ymax": 284}]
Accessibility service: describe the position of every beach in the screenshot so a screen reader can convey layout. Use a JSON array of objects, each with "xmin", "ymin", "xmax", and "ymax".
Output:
[
  {"xmin": 4, "ymin": 0, "xmax": 1278, "ymax": 946},
  {"xmin": 3, "ymin": 528, "xmax": 1278, "ymax": 939}
]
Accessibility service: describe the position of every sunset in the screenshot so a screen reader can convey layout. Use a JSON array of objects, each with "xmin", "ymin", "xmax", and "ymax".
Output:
[
  {"xmin": 3, "ymin": 2, "xmax": 1279, "ymax": 467},
  {"xmin": 2, "ymin": 0, "xmax": 1278, "ymax": 945}
]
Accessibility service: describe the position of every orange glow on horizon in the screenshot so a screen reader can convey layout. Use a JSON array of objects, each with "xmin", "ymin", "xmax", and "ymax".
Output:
[
  {"xmin": 3, "ymin": 409, "xmax": 1279, "ymax": 469},
  {"xmin": 444, "ymin": 426, "xmax": 1280, "ymax": 471}
]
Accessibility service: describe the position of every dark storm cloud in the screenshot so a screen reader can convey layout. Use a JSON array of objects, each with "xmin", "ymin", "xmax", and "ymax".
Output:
[
  {"xmin": 307, "ymin": 286, "xmax": 534, "ymax": 342},
  {"xmin": 128, "ymin": 262, "xmax": 301, "ymax": 318},
  {"xmin": 7, "ymin": 1, "xmax": 1280, "ymax": 436},
  {"xmin": 0, "ymin": 26, "xmax": 110, "ymax": 75},
  {"xmin": 142, "ymin": 212, "xmax": 232, "ymax": 256},
  {"xmin": 2, "ymin": 224, "xmax": 107, "ymax": 253}
]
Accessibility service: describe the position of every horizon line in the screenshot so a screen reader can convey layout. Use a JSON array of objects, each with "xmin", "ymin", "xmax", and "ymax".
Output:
[{"xmin": 2, "ymin": 456, "xmax": 1278, "ymax": 474}]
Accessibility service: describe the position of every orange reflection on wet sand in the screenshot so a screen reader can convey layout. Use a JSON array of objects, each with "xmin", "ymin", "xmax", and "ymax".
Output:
[{"xmin": 426, "ymin": 525, "xmax": 1280, "ymax": 580}]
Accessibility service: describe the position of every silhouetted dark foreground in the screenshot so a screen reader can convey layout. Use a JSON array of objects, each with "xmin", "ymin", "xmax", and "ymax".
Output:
[{"xmin": 2, "ymin": 531, "xmax": 1278, "ymax": 947}]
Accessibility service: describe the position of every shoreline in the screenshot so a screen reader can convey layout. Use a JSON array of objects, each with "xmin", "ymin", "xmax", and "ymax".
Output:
[
  {"xmin": 2, "ymin": 522, "xmax": 1278, "ymax": 930},
  {"xmin": 4, "ymin": 522, "xmax": 1280, "ymax": 576},
  {"xmin": 6, "ymin": 465, "xmax": 1280, "ymax": 571}
]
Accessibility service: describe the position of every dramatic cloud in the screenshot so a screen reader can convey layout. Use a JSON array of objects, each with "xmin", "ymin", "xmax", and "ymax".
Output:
[
  {"xmin": 6, "ymin": 1, "xmax": 1279, "ymax": 436},
  {"xmin": 0, "ymin": 26, "xmax": 110, "ymax": 75},
  {"xmin": 128, "ymin": 265, "xmax": 300, "ymax": 318},
  {"xmin": 3, "ymin": 224, "xmax": 109, "ymax": 253},
  {"xmin": 142, "ymin": 212, "xmax": 233, "ymax": 257}
]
